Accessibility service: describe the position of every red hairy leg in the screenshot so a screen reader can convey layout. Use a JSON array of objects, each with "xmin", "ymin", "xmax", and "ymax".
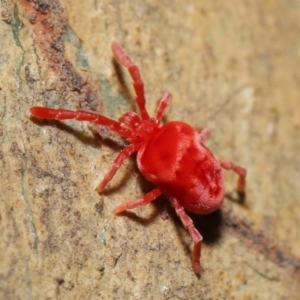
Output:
[
  {"xmin": 111, "ymin": 42, "xmax": 150, "ymax": 121},
  {"xmin": 97, "ymin": 144, "xmax": 140, "ymax": 192},
  {"xmin": 220, "ymin": 160, "xmax": 247, "ymax": 192},
  {"xmin": 30, "ymin": 107, "xmax": 132, "ymax": 138},
  {"xmin": 114, "ymin": 187, "xmax": 162, "ymax": 214},
  {"xmin": 197, "ymin": 128, "xmax": 211, "ymax": 143},
  {"xmin": 170, "ymin": 198, "xmax": 203, "ymax": 274},
  {"xmin": 155, "ymin": 93, "xmax": 172, "ymax": 122},
  {"xmin": 118, "ymin": 112, "xmax": 141, "ymax": 129}
]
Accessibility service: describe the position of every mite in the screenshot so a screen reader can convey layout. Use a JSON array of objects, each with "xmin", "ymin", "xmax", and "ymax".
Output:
[{"xmin": 30, "ymin": 42, "xmax": 246, "ymax": 274}]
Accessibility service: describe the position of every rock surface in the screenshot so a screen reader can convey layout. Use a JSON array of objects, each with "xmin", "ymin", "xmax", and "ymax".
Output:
[{"xmin": 0, "ymin": 0, "xmax": 299, "ymax": 299}]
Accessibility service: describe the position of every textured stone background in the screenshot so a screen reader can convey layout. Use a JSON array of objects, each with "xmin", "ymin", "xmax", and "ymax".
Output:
[{"xmin": 0, "ymin": 0, "xmax": 299, "ymax": 299}]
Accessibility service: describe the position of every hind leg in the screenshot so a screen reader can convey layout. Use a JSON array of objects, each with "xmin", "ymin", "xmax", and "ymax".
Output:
[
  {"xmin": 220, "ymin": 160, "xmax": 246, "ymax": 192},
  {"xmin": 170, "ymin": 198, "xmax": 203, "ymax": 274}
]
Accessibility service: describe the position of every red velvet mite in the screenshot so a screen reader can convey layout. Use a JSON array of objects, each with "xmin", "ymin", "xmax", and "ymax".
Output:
[{"xmin": 30, "ymin": 42, "xmax": 246, "ymax": 274}]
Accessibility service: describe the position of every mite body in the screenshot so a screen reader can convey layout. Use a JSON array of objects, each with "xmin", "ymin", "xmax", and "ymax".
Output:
[
  {"xmin": 30, "ymin": 42, "xmax": 246, "ymax": 274},
  {"xmin": 137, "ymin": 121, "xmax": 224, "ymax": 214}
]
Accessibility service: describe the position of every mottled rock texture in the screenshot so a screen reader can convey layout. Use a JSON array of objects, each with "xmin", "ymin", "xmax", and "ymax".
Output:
[{"xmin": 0, "ymin": 0, "xmax": 299, "ymax": 299}]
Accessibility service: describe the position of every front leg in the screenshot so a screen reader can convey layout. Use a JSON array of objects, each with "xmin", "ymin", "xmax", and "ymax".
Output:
[
  {"xmin": 111, "ymin": 42, "xmax": 150, "ymax": 121},
  {"xmin": 170, "ymin": 198, "xmax": 203, "ymax": 274}
]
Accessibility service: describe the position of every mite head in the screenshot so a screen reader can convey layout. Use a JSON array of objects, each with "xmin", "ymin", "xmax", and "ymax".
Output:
[{"xmin": 118, "ymin": 111, "xmax": 160, "ymax": 145}]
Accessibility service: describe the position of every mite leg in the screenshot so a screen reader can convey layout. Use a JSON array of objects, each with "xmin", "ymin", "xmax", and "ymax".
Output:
[
  {"xmin": 197, "ymin": 128, "xmax": 211, "ymax": 143},
  {"xmin": 170, "ymin": 198, "xmax": 203, "ymax": 274},
  {"xmin": 97, "ymin": 144, "xmax": 139, "ymax": 192},
  {"xmin": 155, "ymin": 93, "xmax": 172, "ymax": 122},
  {"xmin": 111, "ymin": 42, "xmax": 150, "ymax": 121},
  {"xmin": 114, "ymin": 187, "xmax": 162, "ymax": 214},
  {"xmin": 30, "ymin": 107, "xmax": 132, "ymax": 138},
  {"xmin": 220, "ymin": 160, "xmax": 247, "ymax": 192}
]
